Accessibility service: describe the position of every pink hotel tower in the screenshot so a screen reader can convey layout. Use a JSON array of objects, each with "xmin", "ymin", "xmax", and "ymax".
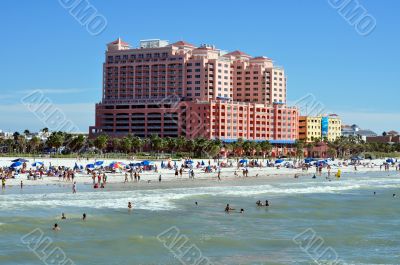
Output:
[{"xmin": 89, "ymin": 38, "xmax": 299, "ymax": 144}]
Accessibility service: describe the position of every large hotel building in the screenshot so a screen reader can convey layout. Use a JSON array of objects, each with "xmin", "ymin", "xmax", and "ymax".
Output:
[{"xmin": 89, "ymin": 38, "xmax": 299, "ymax": 143}]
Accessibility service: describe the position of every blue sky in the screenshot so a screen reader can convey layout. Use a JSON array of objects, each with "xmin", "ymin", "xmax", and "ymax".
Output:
[{"xmin": 0, "ymin": 0, "xmax": 398, "ymax": 134}]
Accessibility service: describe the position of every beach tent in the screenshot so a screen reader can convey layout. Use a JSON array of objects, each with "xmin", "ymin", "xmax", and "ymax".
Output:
[
  {"xmin": 239, "ymin": 159, "xmax": 248, "ymax": 164},
  {"xmin": 31, "ymin": 162, "xmax": 44, "ymax": 167},
  {"xmin": 10, "ymin": 161, "xmax": 23, "ymax": 168},
  {"xmin": 12, "ymin": 158, "xmax": 29, "ymax": 163}
]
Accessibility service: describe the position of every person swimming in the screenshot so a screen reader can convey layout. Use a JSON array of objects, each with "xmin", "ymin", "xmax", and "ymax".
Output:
[
  {"xmin": 61, "ymin": 213, "xmax": 66, "ymax": 220},
  {"xmin": 82, "ymin": 213, "xmax": 86, "ymax": 221},
  {"xmin": 195, "ymin": 202, "xmax": 198, "ymax": 206},
  {"xmin": 265, "ymin": 200, "xmax": 269, "ymax": 206},
  {"xmin": 225, "ymin": 204, "xmax": 235, "ymax": 212},
  {"xmin": 53, "ymin": 223, "xmax": 60, "ymax": 231},
  {"xmin": 239, "ymin": 208, "xmax": 244, "ymax": 213},
  {"xmin": 256, "ymin": 200, "xmax": 262, "ymax": 206},
  {"xmin": 393, "ymin": 194, "xmax": 396, "ymax": 198},
  {"xmin": 312, "ymin": 174, "xmax": 316, "ymax": 179}
]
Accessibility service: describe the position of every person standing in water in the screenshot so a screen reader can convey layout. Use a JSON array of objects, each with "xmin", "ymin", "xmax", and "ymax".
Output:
[
  {"xmin": 53, "ymin": 223, "xmax": 60, "ymax": 231},
  {"xmin": 128, "ymin": 202, "xmax": 133, "ymax": 210},
  {"xmin": 159, "ymin": 174, "xmax": 162, "ymax": 182},
  {"xmin": 72, "ymin": 182, "xmax": 77, "ymax": 194},
  {"xmin": 82, "ymin": 213, "xmax": 87, "ymax": 221},
  {"xmin": 20, "ymin": 180, "xmax": 23, "ymax": 189},
  {"xmin": 61, "ymin": 213, "xmax": 66, "ymax": 219}
]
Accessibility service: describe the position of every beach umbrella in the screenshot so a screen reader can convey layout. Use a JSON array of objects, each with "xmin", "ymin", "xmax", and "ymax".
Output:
[
  {"xmin": 239, "ymin": 159, "xmax": 248, "ymax": 164},
  {"xmin": 12, "ymin": 158, "xmax": 29, "ymax": 163},
  {"xmin": 185, "ymin": 160, "xmax": 194, "ymax": 164},
  {"xmin": 275, "ymin": 159, "xmax": 284, "ymax": 164},
  {"xmin": 304, "ymin": 158, "xmax": 313, "ymax": 164},
  {"xmin": 86, "ymin": 163, "xmax": 95, "ymax": 169},
  {"xmin": 110, "ymin": 162, "xmax": 124, "ymax": 169},
  {"xmin": 31, "ymin": 162, "xmax": 44, "ymax": 167},
  {"xmin": 10, "ymin": 161, "xmax": 23, "ymax": 168},
  {"xmin": 141, "ymin": 160, "xmax": 153, "ymax": 166},
  {"xmin": 201, "ymin": 160, "xmax": 205, "ymax": 166},
  {"xmin": 386, "ymin": 158, "xmax": 394, "ymax": 163},
  {"xmin": 94, "ymin": 161, "xmax": 104, "ymax": 166}
]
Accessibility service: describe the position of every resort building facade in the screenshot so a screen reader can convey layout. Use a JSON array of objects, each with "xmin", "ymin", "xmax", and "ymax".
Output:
[
  {"xmin": 89, "ymin": 38, "xmax": 299, "ymax": 142},
  {"xmin": 299, "ymin": 114, "xmax": 342, "ymax": 142}
]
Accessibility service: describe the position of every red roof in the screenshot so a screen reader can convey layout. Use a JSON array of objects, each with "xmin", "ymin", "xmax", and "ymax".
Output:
[
  {"xmin": 225, "ymin": 50, "xmax": 251, "ymax": 57},
  {"xmin": 171, "ymin": 41, "xmax": 195, "ymax": 47}
]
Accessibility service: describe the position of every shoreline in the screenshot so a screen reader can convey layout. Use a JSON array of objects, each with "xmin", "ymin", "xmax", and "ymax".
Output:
[{"xmin": 1, "ymin": 156, "xmax": 394, "ymax": 191}]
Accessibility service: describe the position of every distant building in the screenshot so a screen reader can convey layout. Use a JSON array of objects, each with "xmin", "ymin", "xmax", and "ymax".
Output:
[
  {"xmin": 89, "ymin": 38, "xmax": 299, "ymax": 143},
  {"xmin": 299, "ymin": 114, "xmax": 341, "ymax": 142},
  {"xmin": 367, "ymin": 135, "xmax": 400, "ymax": 144},
  {"xmin": 341, "ymin": 124, "xmax": 377, "ymax": 141}
]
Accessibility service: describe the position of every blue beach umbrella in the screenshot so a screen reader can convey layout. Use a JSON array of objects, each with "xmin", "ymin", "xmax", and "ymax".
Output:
[
  {"xmin": 386, "ymin": 158, "xmax": 394, "ymax": 163},
  {"xmin": 12, "ymin": 158, "xmax": 29, "ymax": 163},
  {"xmin": 86, "ymin": 163, "xmax": 95, "ymax": 169},
  {"xmin": 239, "ymin": 159, "xmax": 248, "ymax": 164},
  {"xmin": 95, "ymin": 161, "xmax": 104, "ymax": 166},
  {"xmin": 10, "ymin": 161, "xmax": 23, "ymax": 168},
  {"xmin": 141, "ymin": 160, "xmax": 151, "ymax": 166},
  {"xmin": 31, "ymin": 162, "xmax": 44, "ymax": 167},
  {"xmin": 275, "ymin": 159, "xmax": 284, "ymax": 163}
]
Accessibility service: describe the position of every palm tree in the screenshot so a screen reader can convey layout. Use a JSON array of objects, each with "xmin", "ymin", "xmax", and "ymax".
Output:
[
  {"xmin": 111, "ymin": 138, "xmax": 121, "ymax": 152},
  {"xmin": 294, "ymin": 140, "xmax": 304, "ymax": 160},
  {"xmin": 149, "ymin": 134, "xmax": 164, "ymax": 155},
  {"xmin": 28, "ymin": 136, "xmax": 41, "ymax": 154},
  {"xmin": 131, "ymin": 136, "xmax": 143, "ymax": 153},
  {"xmin": 94, "ymin": 134, "xmax": 108, "ymax": 154},
  {"xmin": 120, "ymin": 137, "xmax": 132, "ymax": 153},
  {"xmin": 47, "ymin": 132, "xmax": 64, "ymax": 153},
  {"xmin": 259, "ymin": 141, "xmax": 272, "ymax": 158}
]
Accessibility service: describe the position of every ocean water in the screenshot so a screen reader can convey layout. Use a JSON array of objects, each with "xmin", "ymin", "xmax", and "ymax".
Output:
[{"xmin": 1, "ymin": 171, "xmax": 400, "ymax": 265}]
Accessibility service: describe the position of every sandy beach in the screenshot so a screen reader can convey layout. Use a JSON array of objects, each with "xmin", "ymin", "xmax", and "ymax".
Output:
[{"xmin": 0, "ymin": 156, "xmax": 395, "ymax": 189}]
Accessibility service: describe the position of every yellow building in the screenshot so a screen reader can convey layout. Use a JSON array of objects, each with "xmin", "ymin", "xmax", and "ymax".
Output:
[{"xmin": 299, "ymin": 115, "xmax": 341, "ymax": 142}]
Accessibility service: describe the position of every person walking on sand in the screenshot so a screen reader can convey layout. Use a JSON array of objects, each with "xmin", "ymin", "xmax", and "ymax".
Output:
[{"xmin": 217, "ymin": 167, "xmax": 221, "ymax": 181}]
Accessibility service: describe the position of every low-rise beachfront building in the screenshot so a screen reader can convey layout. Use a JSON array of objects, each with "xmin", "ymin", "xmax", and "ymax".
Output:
[
  {"xmin": 89, "ymin": 38, "xmax": 298, "ymax": 145},
  {"xmin": 299, "ymin": 114, "xmax": 341, "ymax": 142},
  {"xmin": 341, "ymin": 124, "xmax": 377, "ymax": 141}
]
